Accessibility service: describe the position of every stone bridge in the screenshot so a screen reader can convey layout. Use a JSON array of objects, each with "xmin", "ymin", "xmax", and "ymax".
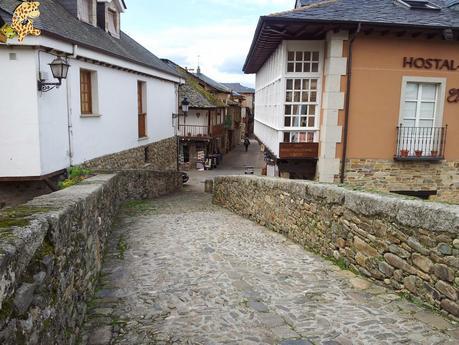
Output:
[{"xmin": 79, "ymin": 179, "xmax": 459, "ymax": 345}]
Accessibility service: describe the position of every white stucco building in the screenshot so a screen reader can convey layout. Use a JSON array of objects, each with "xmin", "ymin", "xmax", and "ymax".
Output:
[{"xmin": 0, "ymin": 0, "xmax": 182, "ymax": 180}]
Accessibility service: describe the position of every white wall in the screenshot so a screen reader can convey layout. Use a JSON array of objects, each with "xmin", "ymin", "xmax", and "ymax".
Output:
[
  {"xmin": 63, "ymin": 58, "xmax": 177, "ymax": 167},
  {"xmin": 0, "ymin": 48, "xmax": 42, "ymax": 177},
  {"xmin": 1, "ymin": 41, "xmax": 179, "ymax": 178}
]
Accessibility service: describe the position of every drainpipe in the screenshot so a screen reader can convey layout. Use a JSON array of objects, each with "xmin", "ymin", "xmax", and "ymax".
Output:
[
  {"xmin": 340, "ymin": 23, "xmax": 362, "ymax": 184},
  {"xmin": 66, "ymin": 45, "xmax": 78, "ymax": 167}
]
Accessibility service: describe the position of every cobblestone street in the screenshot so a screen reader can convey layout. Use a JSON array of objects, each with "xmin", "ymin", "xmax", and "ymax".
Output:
[{"xmin": 80, "ymin": 184, "xmax": 458, "ymax": 345}]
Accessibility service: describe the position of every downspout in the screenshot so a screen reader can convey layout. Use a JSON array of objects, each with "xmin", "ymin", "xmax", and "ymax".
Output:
[
  {"xmin": 340, "ymin": 23, "xmax": 362, "ymax": 184},
  {"xmin": 66, "ymin": 44, "xmax": 78, "ymax": 167}
]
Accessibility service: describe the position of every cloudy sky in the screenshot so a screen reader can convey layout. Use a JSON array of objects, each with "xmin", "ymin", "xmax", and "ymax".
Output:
[{"xmin": 122, "ymin": 0, "xmax": 294, "ymax": 88}]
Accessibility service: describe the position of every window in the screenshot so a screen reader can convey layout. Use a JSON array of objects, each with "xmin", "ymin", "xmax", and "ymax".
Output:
[
  {"xmin": 80, "ymin": 70, "xmax": 93, "ymax": 115},
  {"xmin": 402, "ymin": 82, "xmax": 439, "ymax": 128},
  {"xmin": 108, "ymin": 9, "xmax": 119, "ymax": 36},
  {"xmin": 283, "ymin": 131, "xmax": 315, "ymax": 143},
  {"xmin": 80, "ymin": 0, "xmax": 92, "ymax": 23},
  {"xmin": 138, "ymin": 81, "xmax": 147, "ymax": 138},
  {"xmin": 396, "ymin": 0, "xmax": 440, "ymax": 10},
  {"xmin": 287, "ymin": 51, "xmax": 320, "ymax": 73},
  {"xmin": 284, "ymin": 78, "xmax": 318, "ymax": 129}
]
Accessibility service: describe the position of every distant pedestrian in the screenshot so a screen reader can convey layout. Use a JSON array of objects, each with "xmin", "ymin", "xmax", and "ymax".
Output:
[{"xmin": 244, "ymin": 138, "xmax": 250, "ymax": 152}]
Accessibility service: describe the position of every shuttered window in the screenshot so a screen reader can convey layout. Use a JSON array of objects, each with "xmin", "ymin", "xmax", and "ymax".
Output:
[
  {"xmin": 80, "ymin": 70, "xmax": 93, "ymax": 115},
  {"xmin": 138, "ymin": 81, "xmax": 147, "ymax": 138}
]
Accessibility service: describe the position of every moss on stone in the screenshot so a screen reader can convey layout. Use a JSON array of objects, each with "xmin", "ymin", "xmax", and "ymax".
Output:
[
  {"xmin": 185, "ymin": 76, "xmax": 226, "ymax": 107},
  {"xmin": 0, "ymin": 297, "xmax": 14, "ymax": 322},
  {"xmin": 0, "ymin": 205, "xmax": 52, "ymax": 229}
]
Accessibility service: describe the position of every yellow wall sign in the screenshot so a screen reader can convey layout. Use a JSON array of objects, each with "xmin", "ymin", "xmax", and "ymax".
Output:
[{"xmin": 0, "ymin": 1, "xmax": 41, "ymax": 43}]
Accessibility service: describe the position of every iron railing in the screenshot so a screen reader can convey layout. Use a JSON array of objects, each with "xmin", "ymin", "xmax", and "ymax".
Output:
[
  {"xmin": 395, "ymin": 125, "xmax": 447, "ymax": 160},
  {"xmin": 178, "ymin": 125, "xmax": 210, "ymax": 138}
]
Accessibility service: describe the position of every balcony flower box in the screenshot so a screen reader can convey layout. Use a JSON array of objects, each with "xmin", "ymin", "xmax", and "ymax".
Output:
[
  {"xmin": 415, "ymin": 150, "xmax": 423, "ymax": 158},
  {"xmin": 400, "ymin": 149, "xmax": 409, "ymax": 158}
]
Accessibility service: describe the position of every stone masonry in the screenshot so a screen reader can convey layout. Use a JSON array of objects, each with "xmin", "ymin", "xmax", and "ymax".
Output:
[
  {"xmin": 213, "ymin": 176, "xmax": 459, "ymax": 319},
  {"xmin": 343, "ymin": 159, "xmax": 459, "ymax": 203},
  {"xmin": 83, "ymin": 137, "xmax": 178, "ymax": 172},
  {"xmin": 0, "ymin": 170, "xmax": 182, "ymax": 345}
]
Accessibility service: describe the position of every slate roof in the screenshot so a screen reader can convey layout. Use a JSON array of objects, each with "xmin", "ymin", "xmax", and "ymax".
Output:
[
  {"xmin": 278, "ymin": 0, "xmax": 456, "ymax": 29},
  {"xmin": 244, "ymin": 0, "xmax": 459, "ymax": 73},
  {"xmin": 193, "ymin": 71, "xmax": 232, "ymax": 94},
  {"xmin": 0, "ymin": 0, "xmax": 179, "ymax": 78},
  {"xmin": 222, "ymin": 83, "xmax": 255, "ymax": 94},
  {"xmin": 162, "ymin": 60, "xmax": 225, "ymax": 109}
]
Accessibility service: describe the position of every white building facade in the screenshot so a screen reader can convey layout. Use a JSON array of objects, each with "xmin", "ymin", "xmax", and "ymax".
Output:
[{"xmin": 0, "ymin": 0, "xmax": 181, "ymax": 179}]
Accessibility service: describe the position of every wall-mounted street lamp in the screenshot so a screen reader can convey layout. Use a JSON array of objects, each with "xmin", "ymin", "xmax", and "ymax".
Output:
[
  {"xmin": 181, "ymin": 97, "xmax": 190, "ymax": 115},
  {"xmin": 37, "ymin": 56, "xmax": 71, "ymax": 92}
]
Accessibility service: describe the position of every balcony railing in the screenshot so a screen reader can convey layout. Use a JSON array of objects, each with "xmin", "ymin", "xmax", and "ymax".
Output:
[
  {"xmin": 395, "ymin": 125, "xmax": 447, "ymax": 161},
  {"xmin": 178, "ymin": 125, "xmax": 210, "ymax": 138}
]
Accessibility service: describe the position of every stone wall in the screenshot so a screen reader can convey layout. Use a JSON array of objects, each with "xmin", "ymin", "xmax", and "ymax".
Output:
[
  {"xmin": 83, "ymin": 137, "xmax": 178, "ymax": 172},
  {"xmin": 213, "ymin": 176, "xmax": 459, "ymax": 318},
  {"xmin": 343, "ymin": 159, "xmax": 459, "ymax": 203},
  {"xmin": 0, "ymin": 170, "xmax": 182, "ymax": 344}
]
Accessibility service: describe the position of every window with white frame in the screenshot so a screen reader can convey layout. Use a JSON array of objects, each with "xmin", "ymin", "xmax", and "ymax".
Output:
[
  {"xmin": 283, "ymin": 131, "xmax": 315, "ymax": 143},
  {"xmin": 287, "ymin": 51, "xmax": 320, "ymax": 73},
  {"xmin": 402, "ymin": 82, "xmax": 439, "ymax": 128},
  {"xmin": 80, "ymin": 0, "xmax": 93, "ymax": 24},
  {"xmin": 284, "ymin": 78, "xmax": 318, "ymax": 129},
  {"xmin": 398, "ymin": 77, "xmax": 446, "ymax": 156}
]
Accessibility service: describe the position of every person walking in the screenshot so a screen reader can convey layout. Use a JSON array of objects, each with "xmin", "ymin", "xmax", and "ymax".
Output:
[{"xmin": 244, "ymin": 137, "xmax": 251, "ymax": 152}]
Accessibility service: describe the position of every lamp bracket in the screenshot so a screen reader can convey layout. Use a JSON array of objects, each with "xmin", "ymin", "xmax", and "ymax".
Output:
[{"xmin": 38, "ymin": 79, "xmax": 62, "ymax": 92}]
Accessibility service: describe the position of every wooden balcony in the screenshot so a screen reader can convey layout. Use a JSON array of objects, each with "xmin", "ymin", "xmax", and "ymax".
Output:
[
  {"xmin": 279, "ymin": 143, "xmax": 319, "ymax": 159},
  {"xmin": 211, "ymin": 124, "xmax": 225, "ymax": 137},
  {"xmin": 395, "ymin": 126, "xmax": 447, "ymax": 161},
  {"xmin": 178, "ymin": 125, "xmax": 210, "ymax": 139}
]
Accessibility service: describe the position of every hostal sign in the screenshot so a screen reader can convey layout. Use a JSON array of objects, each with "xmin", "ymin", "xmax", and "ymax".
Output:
[{"xmin": 403, "ymin": 57, "xmax": 459, "ymax": 103}]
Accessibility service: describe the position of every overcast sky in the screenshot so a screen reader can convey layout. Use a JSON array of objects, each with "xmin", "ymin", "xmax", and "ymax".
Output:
[{"xmin": 122, "ymin": 0, "xmax": 294, "ymax": 88}]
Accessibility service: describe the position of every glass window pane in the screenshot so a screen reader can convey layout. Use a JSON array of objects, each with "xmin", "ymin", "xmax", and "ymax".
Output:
[
  {"xmin": 288, "ymin": 52, "xmax": 295, "ymax": 61},
  {"xmin": 311, "ymin": 63, "xmax": 319, "ymax": 73},
  {"xmin": 300, "ymin": 105, "xmax": 307, "ymax": 115},
  {"xmin": 310, "ymin": 79, "xmax": 318, "ymax": 90},
  {"xmin": 300, "ymin": 117, "xmax": 307, "ymax": 127},
  {"xmin": 312, "ymin": 51, "xmax": 320, "ymax": 61},
  {"xmin": 286, "ymin": 92, "xmax": 292, "ymax": 102},
  {"xmin": 284, "ymin": 117, "xmax": 291, "ymax": 127},
  {"xmin": 295, "ymin": 63, "xmax": 303, "ymax": 72},
  {"xmin": 292, "ymin": 117, "xmax": 299, "ymax": 127},
  {"xmin": 302, "ymin": 79, "xmax": 310, "ymax": 89},
  {"xmin": 419, "ymin": 119, "xmax": 434, "ymax": 127},
  {"xmin": 291, "ymin": 132, "xmax": 298, "ymax": 142},
  {"xmin": 298, "ymin": 133, "xmax": 307, "ymax": 142},
  {"xmin": 304, "ymin": 52, "xmax": 311, "ymax": 60},
  {"xmin": 287, "ymin": 63, "xmax": 294, "ymax": 72},
  {"xmin": 294, "ymin": 79, "xmax": 301, "ymax": 90},
  {"xmin": 307, "ymin": 132, "xmax": 314, "ymax": 142},
  {"xmin": 310, "ymin": 92, "xmax": 317, "ymax": 102},
  {"xmin": 296, "ymin": 51, "xmax": 303, "ymax": 61},
  {"xmin": 308, "ymin": 105, "xmax": 316, "ymax": 115},
  {"xmin": 286, "ymin": 79, "xmax": 293, "ymax": 90},
  {"xmin": 304, "ymin": 63, "xmax": 311, "ymax": 72},
  {"xmin": 404, "ymin": 101, "xmax": 417, "ymax": 118},
  {"xmin": 405, "ymin": 83, "xmax": 419, "ymax": 100},
  {"xmin": 420, "ymin": 102, "xmax": 435, "ymax": 118},
  {"xmin": 308, "ymin": 117, "xmax": 315, "ymax": 127},
  {"xmin": 301, "ymin": 92, "xmax": 309, "ymax": 102},
  {"xmin": 285, "ymin": 105, "xmax": 292, "ymax": 115},
  {"xmin": 294, "ymin": 92, "xmax": 301, "ymax": 102},
  {"xmin": 403, "ymin": 119, "xmax": 416, "ymax": 127},
  {"xmin": 284, "ymin": 132, "xmax": 290, "ymax": 143},
  {"xmin": 292, "ymin": 105, "xmax": 299, "ymax": 115},
  {"xmin": 422, "ymin": 84, "xmax": 437, "ymax": 101}
]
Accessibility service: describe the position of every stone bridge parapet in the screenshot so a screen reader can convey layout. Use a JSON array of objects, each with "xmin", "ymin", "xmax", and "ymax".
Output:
[
  {"xmin": 0, "ymin": 170, "xmax": 182, "ymax": 344},
  {"xmin": 213, "ymin": 176, "xmax": 459, "ymax": 319}
]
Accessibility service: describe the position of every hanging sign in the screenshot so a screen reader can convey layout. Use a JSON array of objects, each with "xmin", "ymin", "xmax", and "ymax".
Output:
[{"xmin": 0, "ymin": 1, "xmax": 41, "ymax": 43}]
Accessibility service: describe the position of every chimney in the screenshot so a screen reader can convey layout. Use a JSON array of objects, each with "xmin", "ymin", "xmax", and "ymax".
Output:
[{"xmin": 197, "ymin": 66, "xmax": 201, "ymax": 74}]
